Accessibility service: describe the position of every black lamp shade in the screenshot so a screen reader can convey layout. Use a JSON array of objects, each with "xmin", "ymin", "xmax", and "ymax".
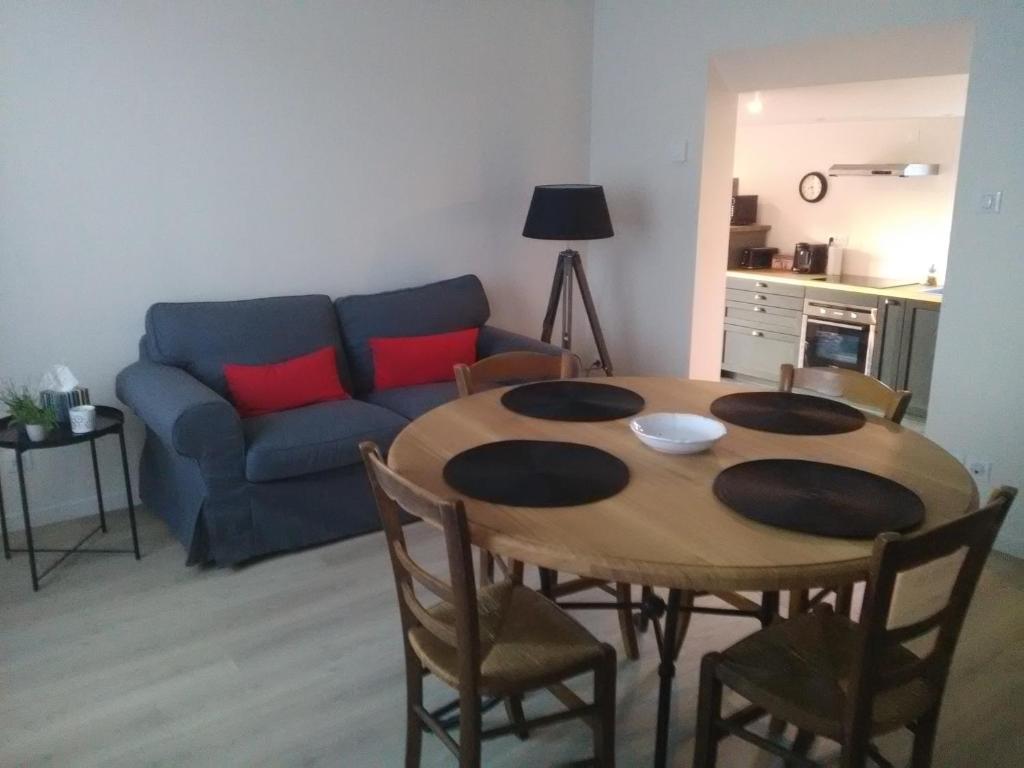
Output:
[{"xmin": 522, "ymin": 184, "xmax": 613, "ymax": 241}]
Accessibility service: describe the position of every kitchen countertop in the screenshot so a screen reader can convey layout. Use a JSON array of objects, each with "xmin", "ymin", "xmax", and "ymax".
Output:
[{"xmin": 726, "ymin": 269, "xmax": 942, "ymax": 304}]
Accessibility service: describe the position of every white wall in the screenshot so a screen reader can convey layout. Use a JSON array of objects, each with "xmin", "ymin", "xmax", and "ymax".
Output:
[
  {"xmin": 591, "ymin": 6, "xmax": 1024, "ymax": 554},
  {"xmin": 688, "ymin": 63, "xmax": 736, "ymax": 379},
  {"xmin": 733, "ymin": 116, "xmax": 964, "ymax": 282},
  {"xmin": 0, "ymin": 1, "xmax": 594, "ymax": 528}
]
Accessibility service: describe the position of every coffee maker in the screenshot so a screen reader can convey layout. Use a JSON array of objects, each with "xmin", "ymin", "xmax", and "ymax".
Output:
[{"xmin": 792, "ymin": 242, "xmax": 828, "ymax": 274}]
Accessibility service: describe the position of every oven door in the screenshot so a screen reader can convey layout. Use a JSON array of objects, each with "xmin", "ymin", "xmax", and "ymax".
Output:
[{"xmin": 801, "ymin": 317, "xmax": 874, "ymax": 373}]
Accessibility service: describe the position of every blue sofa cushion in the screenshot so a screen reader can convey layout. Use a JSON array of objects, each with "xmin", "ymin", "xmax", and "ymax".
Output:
[
  {"xmin": 336, "ymin": 275, "xmax": 490, "ymax": 395},
  {"xmin": 363, "ymin": 382, "xmax": 459, "ymax": 421},
  {"xmin": 145, "ymin": 295, "xmax": 352, "ymax": 397},
  {"xmin": 243, "ymin": 399, "xmax": 407, "ymax": 483}
]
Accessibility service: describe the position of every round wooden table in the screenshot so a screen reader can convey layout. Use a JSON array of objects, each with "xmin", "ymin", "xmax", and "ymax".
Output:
[{"xmin": 388, "ymin": 376, "xmax": 977, "ymax": 765}]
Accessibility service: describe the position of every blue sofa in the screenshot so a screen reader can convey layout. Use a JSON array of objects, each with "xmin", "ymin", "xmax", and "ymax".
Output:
[{"xmin": 116, "ymin": 274, "xmax": 558, "ymax": 566}]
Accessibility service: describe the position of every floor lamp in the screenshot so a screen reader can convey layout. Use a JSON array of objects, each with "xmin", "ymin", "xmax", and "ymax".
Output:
[{"xmin": 523, "ymin": 184, "xmax": 615, "ymax": 376}]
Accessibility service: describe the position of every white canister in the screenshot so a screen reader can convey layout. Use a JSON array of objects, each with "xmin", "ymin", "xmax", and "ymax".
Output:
[
  {"xmin": 826, "ymin": 243, "xmax": 844, "ymax": 277},
  {"xmin": 69, "ymin": 405, "xmax": 97, "ymax": 434}
]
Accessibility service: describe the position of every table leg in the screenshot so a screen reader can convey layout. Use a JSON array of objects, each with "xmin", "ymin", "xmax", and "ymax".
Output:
[
  {"xmin": 89, "ymin": 439, "xmax": 107, "ymax": 533},
  {"xmin": 539, "ymin": 567, "xmax": 556, "ymax": 598},
  {"xmin": 16, "ymin": 451, "xmax": 39, "ymax": 591},
  {"xmin": 788, "ymin": 589, "xmax": 809, "ymax": 618},
  {"xmin": 759, "ymin": 591, "xmax": 780, "ymax": 627},
  {"xmin": 654, "ymin": 588, "xmax": 683, "ymax": 768},
  {"xmin": 0, "ymin": 470, "xmax": 10, "ymax": 559},
  {"xmin": 118, "ymin": 429, "xmax": 141, "ymax": 559},
  {"xmin": 637, "ymin": 585, "xmax": 653, "ymax": 632}
]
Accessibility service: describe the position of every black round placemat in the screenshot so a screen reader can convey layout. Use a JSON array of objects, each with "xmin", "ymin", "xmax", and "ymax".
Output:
[
  {"xmin": 713, "ymin": 459, "xmax": 924, "ymax": 538},
  {"xmin": 500, "ymin": 380, "xmax": 645, "ymax": 422},
  {"xmin": 443, "ymin": 440, "xmax": 629, "ymax": 507},
  {"xmin": 709, "ymin": 391, "xmax": 866, "ymax": 435}
]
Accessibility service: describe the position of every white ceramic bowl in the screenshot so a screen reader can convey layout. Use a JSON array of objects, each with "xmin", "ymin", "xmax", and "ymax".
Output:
[{"xmin": 629, "ymin": 412, "xmax": 727, "ymax": 455}]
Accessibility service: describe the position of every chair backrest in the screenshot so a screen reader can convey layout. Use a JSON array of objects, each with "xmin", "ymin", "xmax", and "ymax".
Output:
[
  {"xmin": 779, "ymin": 363, "xmax": 912, "ymax": 424},
  {"xmin": 454, "ymin": 350, "xmax": 580, "ymax": 397},
  {"xmin": 359, "ymin": 442, "xmax": 481, "ymax": 690},
  {"xmin": 846, "ymin": 486, "xmax": 1017, "ymax": 735}
]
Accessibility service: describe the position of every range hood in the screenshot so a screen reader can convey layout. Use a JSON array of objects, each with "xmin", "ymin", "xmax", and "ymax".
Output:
[{"xmin": 828, "ymin": 163, "xmax": 939, "ymax": 177}]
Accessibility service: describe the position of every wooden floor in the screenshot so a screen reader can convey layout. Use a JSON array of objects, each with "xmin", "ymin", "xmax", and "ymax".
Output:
[{"xmin": 2, "ymin": 508, "xmax": 1023, "ymax": 767}]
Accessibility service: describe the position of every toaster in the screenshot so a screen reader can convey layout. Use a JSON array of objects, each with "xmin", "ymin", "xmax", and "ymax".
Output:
[{"xmin": 738, "ymin": 246, "xmax": 778, "ymax": 269}]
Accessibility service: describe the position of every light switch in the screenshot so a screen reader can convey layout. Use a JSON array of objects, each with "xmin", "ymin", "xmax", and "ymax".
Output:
[
  {"xmin": 980, "ymin": 191, "xmax": 1002, "ymax": 214},
  {"xmin": 670, "ymin": 140, "xmax": 688, "ymax": 164}
]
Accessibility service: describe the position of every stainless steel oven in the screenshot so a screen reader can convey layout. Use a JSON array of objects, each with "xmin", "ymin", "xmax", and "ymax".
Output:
[{"xmin": 799, "ymin": 298, "xmax": 877, "ymax": 373}]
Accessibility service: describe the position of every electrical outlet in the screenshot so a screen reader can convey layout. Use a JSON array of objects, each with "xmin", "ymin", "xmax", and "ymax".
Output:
[
  {"xmin": 2, "ymin": 451, "xmax": 33, "ymax": 475},
  {"xmin": 2, "ymin": 453, "xmax": 14, "ymax": 476},
  {"xmin": 965, "ymin": 458, "xmax": 993, "ymax": 484}
]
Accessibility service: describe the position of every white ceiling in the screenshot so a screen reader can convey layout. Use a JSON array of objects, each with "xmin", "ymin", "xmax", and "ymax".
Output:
[
  {"xmin": 737, "ymin": 74, "xmax": 969, "ymax": 125},
  {"xmin": 713, "ymin": 21, "xmax": 973, "ymax": 94}
]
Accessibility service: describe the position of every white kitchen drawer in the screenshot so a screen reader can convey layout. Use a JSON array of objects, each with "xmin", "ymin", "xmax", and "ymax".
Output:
[
  {"xmin": 725, "ymin": 288, "xmax": 804, "ymax": 312},
  {"xmin": 726, "ymin": 276, "xmax": 806, "ymax": 299},
  {"xmin": 724, "ymin": 301, "xmax": 803, "ymax": 334},
  {"xmin": 721, "ymin": 323, "xmax": 801, "ymax": 380}
]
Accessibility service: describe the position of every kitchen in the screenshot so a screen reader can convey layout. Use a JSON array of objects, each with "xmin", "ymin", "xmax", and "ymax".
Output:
[{"xmin": 720, "ymin": 75, "xmax": 966, "ymax": 422}]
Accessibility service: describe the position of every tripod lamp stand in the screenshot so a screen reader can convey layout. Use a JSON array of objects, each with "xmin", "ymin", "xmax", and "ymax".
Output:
[{"xmin": 522, "ymin": 184, "xmax": 615, "ymax": 376}]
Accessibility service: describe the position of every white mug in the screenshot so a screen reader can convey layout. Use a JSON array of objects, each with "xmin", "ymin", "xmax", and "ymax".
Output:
[{"xmin": 69, "ymin": 405, "xmax": 97, "ymax": 434}]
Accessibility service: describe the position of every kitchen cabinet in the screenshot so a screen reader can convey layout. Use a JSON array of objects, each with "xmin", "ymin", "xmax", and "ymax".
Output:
[
  {"xmin": 876, "ymin": 297, "xmax": 906, "ymax": 386},
  {"xmin": 721, "ymin": 277, "xmax": 804, "ymax": 379},
  {"xmin": 876, "ymin": 298, "xmax": 939, "ymax": 419},
  {"xmin": 721, "ymin": 273, "xmax": 940, "ymax": 419},
  {"xmin": 722, "ymin": 326, "xmax": 801, "ymax": 380}
]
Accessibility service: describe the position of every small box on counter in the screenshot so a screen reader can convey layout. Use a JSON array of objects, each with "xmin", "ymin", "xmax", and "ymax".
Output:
[{"xmin": 772, "ymin": 254, "xmax": 794, "ymax": 271}]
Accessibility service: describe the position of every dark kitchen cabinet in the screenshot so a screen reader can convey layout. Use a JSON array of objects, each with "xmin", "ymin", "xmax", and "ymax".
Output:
[
  {"xmin": 875, "ymin": 298, "xmax": 906, "ymax": 386},
  {"xmin": 875, "ymin": 298, "xmax": 939, "ymax": 419}
]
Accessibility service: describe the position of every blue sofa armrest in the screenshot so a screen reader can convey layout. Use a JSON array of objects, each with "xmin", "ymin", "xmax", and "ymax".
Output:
[
  {"xmin": 116, "ymin": 360, "xmax": 244, "ymax": 464},
  {"xmin": 477, "ymin": 325, "xmax": 562, "ymax": 358}
]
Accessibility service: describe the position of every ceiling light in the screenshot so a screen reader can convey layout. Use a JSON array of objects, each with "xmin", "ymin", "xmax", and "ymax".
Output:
[{"xmin": 746, "ymin": 92, "xmax": 764, "ymax": 115}]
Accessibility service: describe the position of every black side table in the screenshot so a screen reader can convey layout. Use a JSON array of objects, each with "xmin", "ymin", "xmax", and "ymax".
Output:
[{"xmin": 0, "ymin": 405, "xmax": 140, "ymax": 591}]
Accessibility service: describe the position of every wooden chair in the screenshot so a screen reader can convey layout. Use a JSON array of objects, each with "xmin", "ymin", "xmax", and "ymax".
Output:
[
  {"xmin": 780, "ymin": 363, "xmax": 912, "ymax": 424},
  {"xmin": 360, "ymin": 441, "xmax": 617, "ymax": 768},
  {"xmin": 693, "ymin": 486, "xmax": 1017, "ymax": 768},
  {"xmin": 781, "ymin": 363, "xmax": 913, "ymax": 618},
  {"xmin": 454, "ymin": 350, "xmax": 642, "ymax": 661},
  {"xmin": 454, "ymin": 349, "xmax": 579, "ymax": 589},
  {"xmin": 454, "ymin": 349, "xmax": 580, "ymax": 398}
]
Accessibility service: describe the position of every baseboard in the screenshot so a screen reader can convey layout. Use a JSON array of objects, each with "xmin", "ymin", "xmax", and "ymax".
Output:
[
  {"xmin": 995, "ymin": 531, "xmax": 1024, "ymax": 559},
  {"xmin": 3, "ymin": 490, "xmax": 140, "ymax": 532}
]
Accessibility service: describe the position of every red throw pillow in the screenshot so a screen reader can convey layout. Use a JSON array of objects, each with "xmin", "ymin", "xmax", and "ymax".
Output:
[
  {"xmin": 223, "ymin": 346, "xmax": 349, "ymax": 417},
  {"xmin": 370, "ymin": 328, "xmax": 479, "ymax": 390}
]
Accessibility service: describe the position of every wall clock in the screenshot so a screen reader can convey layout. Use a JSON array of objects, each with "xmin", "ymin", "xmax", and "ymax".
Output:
[{"xmin": 799, "ymin": 171, "xmax": 828, "ymax": 203}]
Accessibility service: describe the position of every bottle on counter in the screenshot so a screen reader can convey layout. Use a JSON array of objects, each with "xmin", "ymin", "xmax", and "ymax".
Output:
[
  {"xmin": 926, "ymin": 264, "xmax": 938, "ymax": 287},
  {"xmin": 826, "ymin": 237, "xmax": 844, "ymax": 277}
]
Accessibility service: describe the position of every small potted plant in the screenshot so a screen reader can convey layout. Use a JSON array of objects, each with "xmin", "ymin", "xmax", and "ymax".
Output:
[{"xmin": 1, "ymin": 384, "xmax": 57, "ymax": 442}]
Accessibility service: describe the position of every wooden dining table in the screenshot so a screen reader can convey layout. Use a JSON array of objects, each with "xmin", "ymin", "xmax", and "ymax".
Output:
[{"xmin": 387, "ymin": 376, "xmax": 977, "ymax": 766}]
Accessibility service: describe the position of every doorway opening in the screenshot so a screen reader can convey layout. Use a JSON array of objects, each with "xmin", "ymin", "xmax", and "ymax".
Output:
[{"xmin": 689, "ymin": 22, "xmax": 973, "ymax": 429}]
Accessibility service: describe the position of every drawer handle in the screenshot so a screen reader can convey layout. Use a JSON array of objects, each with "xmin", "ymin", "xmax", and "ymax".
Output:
[
  {"xmin": 753, "ymin": 306, "xmax": 765, "ymax": 312},
  {"xmin": 754, "ymin": 294, "xmax": 767, "ymax": 300},
  {"xmin": 755, "ymin": 282, "xmax": 768, "ymax": 288},
  {"xmin": 751, "ymin": 330, "xmax": 763, "ymax": 337}
]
